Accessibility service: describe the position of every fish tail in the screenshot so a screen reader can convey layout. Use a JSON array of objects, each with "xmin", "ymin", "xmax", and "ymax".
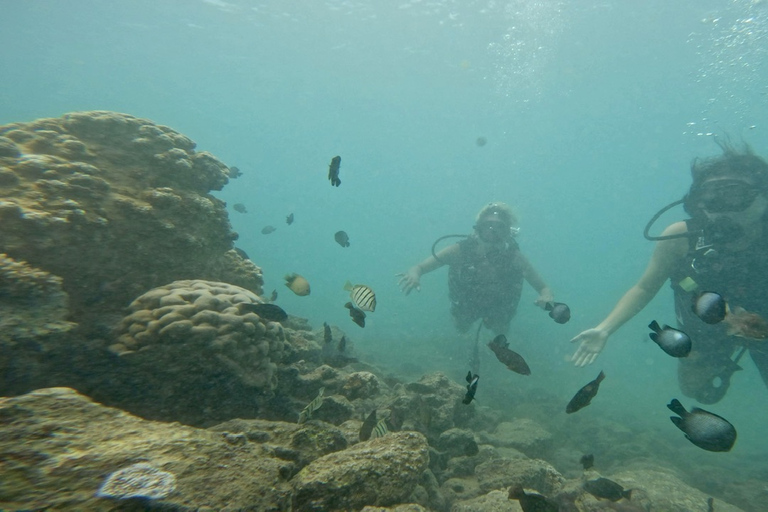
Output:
[
  {"xmin": 623, "ymin": 489, "xmax": 632, "ymax": 500},
  {"xmin": 648, "ymin": 320, "xmax": 661, "ymax": 332},
  {"xmin": 667, "ymin": 398, "xmax": 687, "ymax": 417},
  {"xmin": 344, "ymin": 280, "xmax": 353, "ymax": 291},
  {"xmin": 595, "ymin": 370, "xmax": 605, "ymax": 383},
  {"xmin": 344, "ymin": 302, "xmax": 354, "ymax": 310},
  {"xmin": 544, "ymin": 301, "xmax": 554, "ymax": 311}
]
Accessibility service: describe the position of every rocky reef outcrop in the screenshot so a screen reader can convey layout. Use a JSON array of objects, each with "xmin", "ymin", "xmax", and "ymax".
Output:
[{"xmin": 0, "ymin": 110, "xmax": 261, "ymax": 336}]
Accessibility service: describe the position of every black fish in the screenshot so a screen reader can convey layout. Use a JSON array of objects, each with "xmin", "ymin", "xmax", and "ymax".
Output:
[
  {"xmin": 323, "ymin": 322, "xmax": 332, "ymax": 344},
  {"xmin": 234, "ymin": 247, "xmax": 250, "ymax": 260},
  {"xmin": 359, "ymin": 410, "xmax": 377, "ymax": 441},
  {"xmin": 286, "ymin": 213, "xmax": 294, "ymax": 225},
  {"xmin": 238, "ymin": 303, "xmax": 287, "ymax": 322},
  {"xmin": 228, "ymin": 166, "xmax": 242, "ymax": 179},
  {"xmin": 648, "ymin": 321, "xmax": 692, "ymax": 358},
  {"xmin": 580, "ymin": 454, "xmax": 594, "ymax": 470},
  {"xmin": 507, "ymin": 485, "xmax": 559, "ymax": 512},
  {"xmin": 566, "ymin": 371, "xmax": 605, "ymax": 414},
  {"xmin": 583, "ymin": 477, "xmax": 631, "ymax": 502},
  {"xmin": 475, "ymin": 136, "xmax": 487, "ymax": 147},
  {"xmin": 338, "ymin": 335, "xmax": 347, "ymax": 352},
  {"xmin": 345, "ymin": 302, "xmax": 366, "ymax": 328},
  {"xmin": 328, "ymin": 155, "xmax": 341, "ymax": 187},
  {"xmin": 269, "ymin": 289, "xmax": 278, "ymax": 302},
  {"xmin": 545, "ymin": 302, "xmax": 571, "ymax": 324},
  {"xmin": 488, "ymin": 335, "xmax": 531, "ymax": 375},
  {"xmin": 667, "ymin": 398, "xmax": 737, "ymax": 452},
  {"xmin": 262, "ymin": 225, "xmax": 276, "ymax": 234},
  {"xmin": 233, "ymin": 203, "xmax": 247, "ymax": 214},
  {"xmin": 335, "ymin": 230, "xmax": 350, "ymax": 247},
  {"xmin": 462, "ymin": 371, "xmax": 479, "ymax": 405},
  {"xmin": 693, "ymin": 291, "xmax": 726, "ymax": 324}
]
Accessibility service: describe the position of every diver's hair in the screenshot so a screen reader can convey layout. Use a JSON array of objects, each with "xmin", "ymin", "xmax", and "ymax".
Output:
[
  {"xmin": 684, "ymin": 137, "xmax": 768, "ymax": 216},
  {"xmin": 475, "ymin": 202, "xmax": 517, "ymax": 227}
]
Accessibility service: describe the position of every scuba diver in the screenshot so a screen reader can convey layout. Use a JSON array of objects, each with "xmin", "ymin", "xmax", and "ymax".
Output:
[
  {"xmin": 571, "ymin": 139, "xmax": 768, "ymax": 404},
  {"xmin": 397, "ymin": 202, "xmax": 556, "ymax": 336}
]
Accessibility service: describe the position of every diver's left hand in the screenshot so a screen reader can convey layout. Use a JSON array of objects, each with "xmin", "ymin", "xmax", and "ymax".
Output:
[{"xmin": 534, "ymin": 293, "xmax": 554, "ymax": 310}]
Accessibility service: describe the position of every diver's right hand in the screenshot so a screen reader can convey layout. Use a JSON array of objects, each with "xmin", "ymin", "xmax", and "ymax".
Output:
[
  {"xmin": 570, "ymin": 328, "xmax": 609, "ymax": 367},
  {"xmin": 396, "ymin": 269, "xmax": 421, "ymax": 295}
]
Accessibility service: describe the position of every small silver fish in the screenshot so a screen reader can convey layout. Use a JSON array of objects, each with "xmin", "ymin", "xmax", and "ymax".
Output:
[
  {"xmin": 344, "ymin": 281, "xmax": 376, "ymax": 312},
  {"xmin": 297, "ymin": 387, "xmax": 324, "ymax": 424}
]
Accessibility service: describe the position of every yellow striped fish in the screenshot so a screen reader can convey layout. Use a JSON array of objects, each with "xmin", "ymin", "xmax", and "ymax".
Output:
[
  {"xmin": 344, "ymin": 281, "xmax": 376, "ymax": 312},
  {"xmin": 370, "ymin": 417, "xmax": 389, "ymax": 439},
  {"xmin": 298, "ymin": 387, "xmax": 324, "ymax": 424}
]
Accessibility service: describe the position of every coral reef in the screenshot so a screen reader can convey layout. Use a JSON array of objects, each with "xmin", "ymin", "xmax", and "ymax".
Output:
[
  {"xmin": 95, "ymin": 462, "xmax": 176, "ymax": 500},
  {"xmin": 113, "ymin": 279, "xmax": 285, "ymax": 390},
  {"xmin": 0, "ymin": 111, "xmax": 261, "ymax": 336}
]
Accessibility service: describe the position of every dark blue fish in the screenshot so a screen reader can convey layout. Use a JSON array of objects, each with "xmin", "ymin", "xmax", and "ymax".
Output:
[
  {"xmin": 238, "ymin": 303, "xmax": 287, "ymax": 322},
  {"xmin": 335, "ymin": 230, "xmax": 350, "ymax": 247},
  {"xmin": 462, "ymin": 371, "xmax": 479, "ymax": 404},
  {"xmin": 584, "ymin": 477, "xmax": 631, "ymax": 501},
  {"xmin": 648, "ymin": 320, "xmax": 692, "ymax": 357},
  {"xmin": 667, "ymin": 398, "xmax": 736, "ymax": 452},
  {"xmin": 545, "ymin": 301, "xmax": 571, "ymax": 324},
  {"xmin": 693, "ymin": 291, "xmax": 727, "ymax": 324},
  {"xmin": 328, "ymin": 156, "xmax": 341, "ymax": 187},
  {"xmin": 566, "ymin": 371, "xmax": 605, "ymax": 413},
  {"xmin": 286, "ymin": 213, "xmax": 294, "ymax": 225},
  {"xmin": 345, "ymin": 302, "xmax": 365, "ymax": 328}
]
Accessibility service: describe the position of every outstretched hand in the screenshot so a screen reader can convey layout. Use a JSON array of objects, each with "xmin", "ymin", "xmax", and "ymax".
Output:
[
  {"xmin": 396, "ymin": 270, "xmax": 421, "ymax": 295},
  {"xmin": 570, "ymin": 328, "xmax": 609, "ymax": 367}
]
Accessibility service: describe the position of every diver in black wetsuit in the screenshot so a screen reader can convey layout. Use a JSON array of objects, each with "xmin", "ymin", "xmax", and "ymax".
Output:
[
  {"xmin": 397, "ymin": 202, "xmax": 554, "ymax": 335},
  {"xmin": 571, "ymin": 139, "xmax": 768, "ymax": 404}
]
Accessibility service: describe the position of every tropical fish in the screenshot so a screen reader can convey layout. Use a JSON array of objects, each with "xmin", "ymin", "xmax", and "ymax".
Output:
[
  {"xmin": 475, "ymin": 136, "xmax": 487, "ymax": 147},
  {"xmin": 359, "ymin": 410, "xmax": 377, "ymax": 441},
  {"xmin": 648, "ymin": 321, "xmax": 692, "ymax": 357},
  {"xmin": 338, "ymin": 335, "xmax": 347, "ymax": 353},
  {"xmin": 566, "ymin": 371, "xmax": 605, "ymax": 414},
  {"xmin": 580, "ymin": 454, "xmax": 594, "ymax": 470},
  {"xmin": 285, "ymin": 273, "xmax": 311, "ymax": 296},
  {"xmin": 462, "ymin": 371, "xmax": 479, "ymax": 405},
  {"xmin": 693, "ymin": 291, "xmax": 726, "ymax": 324},
  {"xmin": 724, "ymin": 306, "xmax": 768, "ymax": 340},
  {"xmin": 345, "ymin": 302, "xmax": 366, "ymax": 327},
  {"xmin": 487, "ymin": 335, "xmax": 531, "ymax": 375},
  {"xmin": 297, "ymin": 387, "xmax": 325, "ymax": 424},
  {"xmin": 583, "ymin": 477, "xmax": 632, "ymax": 501},
  {"xmin": 344, "ymin": 281, "xmax": 376, "ymax": 312},
  {"xmin": 234, "ymin": 247, "xmax": 250, "ymax": 260},
  {"xmin": 228, "ymin": 166, "xmax": 242, "ymax": 179},
  {"xmin": 269, "ymin": 289, "xmax": 278, "ymax": 302},
  {"xmin": 261, "ymin": 225, "xmax": 276, "ymax": 234},
  {"xmin": 507, "ymin": 485, "xmax": 559, "ymax": 512},
  {"xmin": 323, "ymin": 322, "xmax": 332, "ymax": 344},
  {"xmin": 233, "ymin": 203, "xmax": 247, "ymax": 213},
  {"xmin": 328, "ymin": 155, "xmax": 341, "ymax": 187},
  {"xmin": 238, "ymin": 303, "xmax": 287, "ymax": 322},
  {"xmin": 667, "ymin": 398, "xmax": 737, "ymax": 452},
  {"xmin": 286, "ymin": 213, "xmax": 294, "ymax": 225},
  {"xmin": 370, "ymin": 417, "xmax": 389, "ymax": 439},
  {"xmin": 545, "ymin": 301, "xmax": 571, "ymax": 324},
  {"xmin": 335, "ymin": 230, "xmax": 350, "ymax": 247}
]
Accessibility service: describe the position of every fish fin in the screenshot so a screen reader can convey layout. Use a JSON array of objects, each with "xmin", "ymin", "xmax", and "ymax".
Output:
[
  {"xmin": 669, "ymin": 416, "xmax": 686, "ymax": 432},
  {"xmin": 649, "ymin": 333, "xmax": 658, "ymax": 342},
  {"xmin": 595, "ymin": 371, "xmax": 605, "ymax": 382},
  {"xmin": 667, "ymin": 398, "xmax": 687, "ymax": 416},
  {"xmin": 344, "ymin": 302, "xmax": 353, "ymax": 310},
  {"xmin": 344, "ymin": 280, "xmax": 353, "ymax": 291},
  {"xmin": 466, "ymin": 371, "xmax": 472, "ymax": 383},
  {"xmin": 663, "ymin": 324, "xmax": 674, "ymax": 331},
  {"xmin": 544, "ymin": 301, "xmax": 554, "ymax": 312},
  {"xmin": 623, "ymin": 489, "xmax": 632, "ymax": 500},
  {"xmin": 648, "ymin": 320, "xmax": 661, "ymax": 332}
]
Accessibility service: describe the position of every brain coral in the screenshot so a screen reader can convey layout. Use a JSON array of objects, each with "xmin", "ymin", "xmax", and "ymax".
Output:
[
  {"xmin": 114, "ymin": 280, "xmax": 285, "ymax": 390},
  {"xmin": 0, "ymin": 111, "xmax": 261, "ymax": 334}
]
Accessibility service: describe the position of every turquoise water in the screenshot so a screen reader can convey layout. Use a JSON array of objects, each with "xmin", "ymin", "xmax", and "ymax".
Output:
[{"xmin": 3, "ymin": 0, "xmax": 768, "ymax": 502}]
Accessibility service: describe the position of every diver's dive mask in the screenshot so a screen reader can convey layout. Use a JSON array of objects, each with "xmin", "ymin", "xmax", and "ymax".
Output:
[
  {"xmin": 695, "ymin": 179, "xmax": 760, "ymax": 214},
  {"xmin": 475, "ymin": 219, "xmax": 518, "ymax": 243}
]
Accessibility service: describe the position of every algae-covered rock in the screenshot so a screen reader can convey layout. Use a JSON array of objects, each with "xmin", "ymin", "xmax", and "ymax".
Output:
[
  {"xmin": 474, "ymin": 457, "xmax": 564, "ymax": 495},
  {"xmin": 291, "ymin": 431, "xmax": 430, "ymax": 511},
  {"xmin": 0, "ymin": 387, "xmax": 293, "ymax": 511}
]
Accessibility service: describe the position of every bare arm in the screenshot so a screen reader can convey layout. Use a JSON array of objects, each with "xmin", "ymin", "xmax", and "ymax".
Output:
[
  {"xmin": 519, "ymin": 254, "xmax": 554, "ymax": 308},
  {"xmin": 397, "ymin": 244, "xmax": 460, "ymax": 295},
  {"xmin": 571, "ymin": 221, "xmax": 689, "ymax": 366}
]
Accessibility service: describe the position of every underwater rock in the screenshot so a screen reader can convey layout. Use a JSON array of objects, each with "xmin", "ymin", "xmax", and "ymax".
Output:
[
  {"xmin": 360, "ymin": 505, "xmax": 429, "ymax": 512},
  {"xmin": 451, "ymin": 489, "xmax": 520, "ymax": 512},
  {"xmin": 435, "ymin": 428, "xmax": 479, "ymax": 460},
  {"xmin": 114, "ymin": 279, "xmax": 285, "ymax": 390},
  {"xmin": 0, "ymin": 387, "xmax": 294, "ymax": 511},
  {"xmin": 291, "ymin": 431, "xmax": 429, "ymax": 511},
  {"xmin": 400, "ymin": 372, "xmax": 475, "ymax": 438},
  {"xmin": 479, "ymin": 418, "xmax": 553, "ymax": 458},
  {"xmin": 474, "ymin": 457, "xmax": 565, "ymax": 496},
  {"xmin": 95, "ymin": 462, "xmax": 176, "ymax": 500},
  {"xmin": 0, "ymin": 111, "xmax": 261, "ymax": 337},
  {"xmin": 340, "ymin": 371, "xmax": 382, "ymax": 401}
]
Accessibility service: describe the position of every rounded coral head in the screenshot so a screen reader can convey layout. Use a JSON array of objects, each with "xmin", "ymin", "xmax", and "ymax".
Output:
[{"xmin": 474, "ymin": 201, "xmax": 517, "ymax": 227}]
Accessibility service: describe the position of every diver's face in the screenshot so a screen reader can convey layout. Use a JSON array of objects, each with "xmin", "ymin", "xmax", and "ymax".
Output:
[
  {"xmin": 699, "ymin": 178, "xmax": 767, "ymax": 225},
  {"xmin": 476, "ymin": 218, "xmax": 509, "ymax": 244}
]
